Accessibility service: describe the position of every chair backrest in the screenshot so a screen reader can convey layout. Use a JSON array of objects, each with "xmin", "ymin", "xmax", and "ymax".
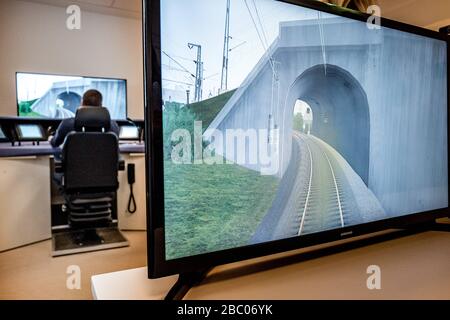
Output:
[
  {"xmin": 63, "ymin": 107, "xmax": 119, "ymax": 193},
  {"xmin": 74, "ymin": 107, "xmax": 111, "ymax": 132}
]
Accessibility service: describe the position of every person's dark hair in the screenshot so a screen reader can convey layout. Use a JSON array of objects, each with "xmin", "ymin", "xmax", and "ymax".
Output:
[{"xmin": 82, "ymin": 89, "xmax": 103, "ymax": 107}]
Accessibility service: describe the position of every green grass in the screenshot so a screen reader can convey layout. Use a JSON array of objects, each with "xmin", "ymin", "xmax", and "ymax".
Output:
[
  {"xmin": 187, "ymin": 89, "xmax": 236, "ymax": 129},
  {"xmin": 18, "ymin": 99, "xmax": 44, "ymax": 118},
  {"xmin": 164, "ymin": 160, "xmax": 279, "ymax": 260},
  {"xmin": 18, "ymin": 110, "xmax": 44, "ymax": 118},
  {"xmin": 163, "ymin": 88, "xmax": 278, "ymax": 259}
]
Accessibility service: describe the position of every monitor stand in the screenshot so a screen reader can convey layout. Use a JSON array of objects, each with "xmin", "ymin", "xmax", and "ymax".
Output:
[{"xmin": 164, "ymin": 268, "xmax": 211, "ymax": 300}]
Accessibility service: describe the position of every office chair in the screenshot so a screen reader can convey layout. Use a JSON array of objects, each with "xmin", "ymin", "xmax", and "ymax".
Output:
[{"xmin": 53, "ymin": 107, "xmax": 127, "ymax": 254}]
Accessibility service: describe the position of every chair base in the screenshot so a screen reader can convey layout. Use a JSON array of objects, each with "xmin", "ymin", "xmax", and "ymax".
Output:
[{"xmin": 52, "ymin": 226, "xmax": 129, "ymax": 257}]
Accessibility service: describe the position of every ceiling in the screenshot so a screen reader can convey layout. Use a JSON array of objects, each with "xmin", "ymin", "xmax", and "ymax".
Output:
[
  {"xmin": 378, "ymin": 0, "xmax": 450, "ymax": 30},
  {"xmin": 19, "ymin": 0, "xmax": 142, "ymax": 19},
  {"xmin": 18, "ymin": 0, "xmax": 450, "ymax": 30}
]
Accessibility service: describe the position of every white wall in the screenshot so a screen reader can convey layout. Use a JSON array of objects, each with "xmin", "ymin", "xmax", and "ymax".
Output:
[{"xmin": 0, "ymin": 0, "xmax": 144, "ymax": 119}]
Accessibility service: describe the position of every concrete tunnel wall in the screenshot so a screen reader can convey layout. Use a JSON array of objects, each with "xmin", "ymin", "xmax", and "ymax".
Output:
[{"xmin": 206, "ymin": 17, "xmax": 448, "ymax": 217}]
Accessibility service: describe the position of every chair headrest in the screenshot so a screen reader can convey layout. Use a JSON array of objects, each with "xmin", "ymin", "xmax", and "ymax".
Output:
[{"xmin": 74, "ymin": 107, "xmax": 111, "ymax": 132}]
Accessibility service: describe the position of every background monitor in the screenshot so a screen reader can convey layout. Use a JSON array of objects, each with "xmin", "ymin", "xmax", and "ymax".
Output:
[
  {"xmin": 16, "ymin": 124, "xmax": 45, "ymax": 141},
  {"xmin": 146, "ymin": 0, "xmax": 448, "ymax": 278},
  {"xmin": 119, "ymin": 125, "xmax": 140, "ymax": 140},
  {"xmin": 16, "ymin": 73, "xmax": 127, "ymax": 120}
]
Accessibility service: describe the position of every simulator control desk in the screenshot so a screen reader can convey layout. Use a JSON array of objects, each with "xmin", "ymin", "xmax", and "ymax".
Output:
[{"xmin": 0, "ymin": 118, "xmax": 147, "ymax": 252}]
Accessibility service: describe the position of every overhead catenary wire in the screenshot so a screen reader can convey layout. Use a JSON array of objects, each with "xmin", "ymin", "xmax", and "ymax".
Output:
[
  {"xmin": 204, "ymin": 72, "xmax": 220, "ymax": 81},
  {"xmin": 171, "ymin": 54, "xmax": 196, "ymax": 62},
  {"xmin": 244, "ymin": 0, "xmax": 277, "ymax": 79},
  {"xmin": 162, "ymin": 63, "xmax": 193, "ymax": 74},
  {"xmin": 220, "ymin": 0, "xmax": 231, "ymax": 92},
  {"xmin": 162, "ymin": 78, "xmax": 194, "ymax": 86},
  {"xmin": 164, "ymin": 62, "xmax": 218, "ymax": 85},
  {"xmin": 251, "ymin": 0, "xmax": 270, "ymax": 49},
  {"xmin": 229, "ymin": 40, "xmax": 247, "ymax": 52},
  {"xmin": 318, "ymin": 12, "xmax": 328, "ymax": 75},
  {"xmin": 162, "ymin": 51, "xmax": 196, "ymax": 78},
  {"xmin": 163, "ymin": 64, "xmax": 195, "ymax": 86}
]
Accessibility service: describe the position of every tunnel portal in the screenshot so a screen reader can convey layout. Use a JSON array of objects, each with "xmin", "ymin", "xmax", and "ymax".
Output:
[
  {"xmin": 286, "ymin": 64, "xmax": 370, "ymax": 185},
  {"xmin": 57, "ymin": 91, "xmax": 82, "ymax": 113}
]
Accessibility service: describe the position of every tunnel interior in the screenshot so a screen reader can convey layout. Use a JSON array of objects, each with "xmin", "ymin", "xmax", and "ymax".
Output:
[{"xmin": 287, "ymin": 64, "xmax": 370, "ymax": 185}]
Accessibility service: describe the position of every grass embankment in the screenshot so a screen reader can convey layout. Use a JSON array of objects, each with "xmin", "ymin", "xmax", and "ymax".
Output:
[
  {"xmin": 18, "ymin": 111, "xmax": 44, "ymax": 118},
  {"xmin": 18, "ymin": 99, "xmax": 44, "ymax": 118},
  {"xmin": 164, "ymin": 161, "xmax": 279, "ymax": 260},
  {"xmin": 164, "ymin": 88, "xmax": 280, "ymax": 260},
  {"xmin": 187, "ymin": 89, "xmax": 236, "ymax": 129}
]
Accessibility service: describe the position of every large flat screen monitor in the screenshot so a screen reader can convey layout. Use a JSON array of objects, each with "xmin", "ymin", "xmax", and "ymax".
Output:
[
  {"xmin": 145, "ymin": 0, "xmax": 449, "ymax": 277},
  {"xmin": 16, "ymin": 72, "xmax": 127, "ymax": 120}
]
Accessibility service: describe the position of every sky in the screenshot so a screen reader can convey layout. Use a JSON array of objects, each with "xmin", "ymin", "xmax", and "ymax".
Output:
[
  {"xmin": 17, "ymin": 73, "xmax": 81, "ymax": 102},
  {"xmin": 160, "ymin": 0, "xmax": 331, "ymax": 103}
]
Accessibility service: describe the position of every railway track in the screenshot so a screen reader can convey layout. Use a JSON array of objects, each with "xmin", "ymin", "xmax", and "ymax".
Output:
[
  {"xmin": 252, "ymin": 130, "xmax": 385, "ymax": 243},
  {"xmin": 293, "ymin": 132, "xmax": 347, "ymax": 236}
]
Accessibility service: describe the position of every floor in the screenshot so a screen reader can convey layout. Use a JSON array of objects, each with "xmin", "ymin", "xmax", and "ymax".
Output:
[
  {"xmin": 0, "ymin": 231, "xmax": 147, "ymax": 300},
  {"xmin": 186, "ymin": 228, "xmax": 450, "ymax": 300}
]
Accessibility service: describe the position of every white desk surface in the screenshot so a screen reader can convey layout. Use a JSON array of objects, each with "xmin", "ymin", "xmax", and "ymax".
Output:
[{"xmin": 92, "ymin": 229, "xmax": 450, "ymax": 300}]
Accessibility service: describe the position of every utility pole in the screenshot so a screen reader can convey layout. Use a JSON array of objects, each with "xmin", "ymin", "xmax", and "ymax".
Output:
[
  {"xmin": 188, "ymin": 43, "xmax": 203, "ymax": 102},
  {"xmin": 220, "ymin": 0, "xmax": 231, "ymax": 93}
]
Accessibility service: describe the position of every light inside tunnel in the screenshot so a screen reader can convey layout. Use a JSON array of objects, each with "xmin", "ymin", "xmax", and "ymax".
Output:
[
  {"xmin": 293, "ymin": 100, "xmax": 313, "ymax": 135},
  {"xmin": 56, "ymin": 91, "xmax": 82, "ymax": 113}
]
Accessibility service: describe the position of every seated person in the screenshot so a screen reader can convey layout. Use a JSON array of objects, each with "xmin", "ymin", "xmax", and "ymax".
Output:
[{"xmin": 49, "ymin": 89, "xmax": 119, "ymax": 148}]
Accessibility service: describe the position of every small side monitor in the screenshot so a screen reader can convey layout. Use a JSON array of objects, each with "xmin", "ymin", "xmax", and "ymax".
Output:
[
  {"xmin": 0, "ymin": 125, "xmax": 8, "ymax": 142},
  {"xmin": 119, "ymin": 125, "xmax": 140, "ymax": 140},
  {"xmin": 16, "ymin": 124, "xmax": 45, "ymax": 141}
]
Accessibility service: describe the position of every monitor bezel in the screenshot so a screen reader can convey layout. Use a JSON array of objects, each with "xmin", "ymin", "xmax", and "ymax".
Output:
[
  {"xmin": 15, "ymin": 71, "xmax": 128, "ymax": 121},
  {"xmin": 144, "ymin": 0, "xmax": 450, "ymax": 278},
  {"xmin": 15, "ymin": 123, "xmax": 46, "ymax": 141}
]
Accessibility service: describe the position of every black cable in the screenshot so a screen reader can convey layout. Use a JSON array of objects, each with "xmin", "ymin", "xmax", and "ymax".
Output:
[
  {"xmin": 127, "ymin": 184, "xmax": 137, "ymax": 214},
  {"xmin": 127, "ymin": 163, "xmax": 137, "ymax": 214}
]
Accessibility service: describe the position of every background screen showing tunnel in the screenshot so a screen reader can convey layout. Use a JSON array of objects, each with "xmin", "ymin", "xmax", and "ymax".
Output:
[
  {"xmin": 161, "ymin": 0, "xmax": 448, "ymax": 261},
  {"xmin": 16, "ymin": 73, "xmax": 127, "ymax": 119}
]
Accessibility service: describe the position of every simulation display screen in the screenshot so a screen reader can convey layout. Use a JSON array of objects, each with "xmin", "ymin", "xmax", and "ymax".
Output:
[
  {"xmin": 119, "ymin": 126, "xmax": 140, "ymax": 140},
  {"xmin": 161, "ymin": 0, "xmax": 448, "ymax": 260},
  {"xmin": 17, "ymin": 124, "xmax": 44, "ymax": 140},
  {"xmin": 16, "ymin": 73, "xmax": 127, "ymax": 120}
]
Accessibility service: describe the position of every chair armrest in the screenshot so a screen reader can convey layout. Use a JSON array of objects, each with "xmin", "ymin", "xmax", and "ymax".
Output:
[
  {"xmin": 54, "ymin": 160, "xmax": 64, "ymax": 173},
  {"xmin": 118, "ymin": 159, "xmax": 125, "ymax": 171}
]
